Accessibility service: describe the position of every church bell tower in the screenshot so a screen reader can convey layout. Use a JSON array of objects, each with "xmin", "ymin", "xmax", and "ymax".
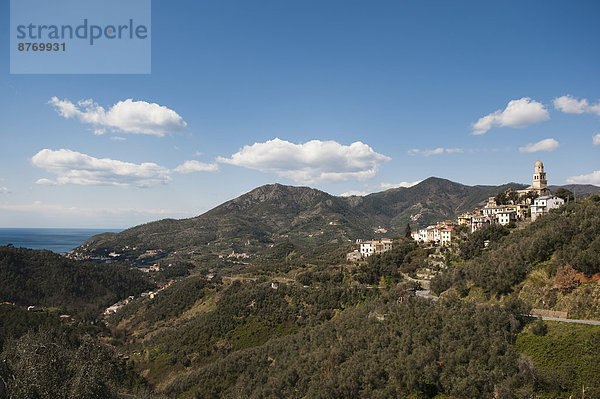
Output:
[{"xmin": 532, "ymin": 160, "xmax": 547, "ymax": 191}]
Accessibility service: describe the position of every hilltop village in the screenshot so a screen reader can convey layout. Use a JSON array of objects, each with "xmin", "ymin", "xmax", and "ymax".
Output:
[{"xmin": 348, "ymin": 160, "xmax": 566, "ymax": 261}]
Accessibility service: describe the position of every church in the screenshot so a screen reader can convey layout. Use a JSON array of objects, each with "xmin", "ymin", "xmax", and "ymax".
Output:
[{"xmin": 517, "ymin": 160, "xmax": 551, "ymax": 198}]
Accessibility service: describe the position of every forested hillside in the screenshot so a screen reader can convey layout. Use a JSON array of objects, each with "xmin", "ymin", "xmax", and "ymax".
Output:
[
  {"xmin": 432, "ymin": 194, "xmax": 600, "ymax": 298},
  {"xmin": 0, "ymin": 246, "xmax": 154, "ymax": 315},
  {"xmin": 165, "ymin": 297, "xmax": 533, "ymax": 398},
  {"xmin": 0, "ymin": 247, "xmax": 161, "ymax": 398}
]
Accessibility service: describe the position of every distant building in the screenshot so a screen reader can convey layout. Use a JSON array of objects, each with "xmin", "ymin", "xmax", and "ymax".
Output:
[
  {"xmin": 360, "ymin": 239, "xmax": 393, "ymax": 257},
  {"xmin": 457, "ymin": 213, "xmax": 472, "ymax": 226},
  {"xmin": 413, "ymin": 221, "xmax": 456, "ymax": 245},
  {"xmin": 346, "ymin": 250, "xmax": 362, "ymax": 262},
  {"xmin": 150, "ymin": 264, "xmax": 160, "ymax": 272},
  {"xmin": 374, "ymin": 226, "xmax": 388, "ymax": 234},
  {"xmin": 531, "ymin": 195, "xmax": 564, "ymax": 221},
  {"xmin": 532, "ymin": 160, "xmax": 550, "ymax": 195},
  {"xmin": 104, "ymin": 302, "xmax": 125, "ymax": 315}
]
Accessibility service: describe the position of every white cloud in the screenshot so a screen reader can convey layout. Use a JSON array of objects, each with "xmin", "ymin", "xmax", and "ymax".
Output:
[
  {"xmin": 423, "ymin": 148, "xmax": 444, "ymax": 156},
  {"xmin": 594, "ymin": 134, "xmax": 600, "ymax": 146},
  {"xmin": 49, "ymin": 97, "xmax": 187, "ymax": 137},
  {"xmin": 0, "ymin": 187, "xmax": 9, "ymax": 194},
  {"xmin": 35, "ymin": 178, "xmax": 57, "ymax": 186},
  {"xmin": 31, "ymin": 149, "xmax": 218, "ymax": 187},
  {"xmin": 408, "ymin": 148, "xmax": 463, "ymax": 156},
  {"xmin": 32, "ymin": 149, "xmax": 171, "ymax": 187},
  {"xmin": 553, "ymin": 95, "xmax": 600, "ymax": 116},
  {"xmin": 380, "ymin": 180, "xmax": 422, "ymax": 190},
  {"xmin": 518, "ymin": 138, "xmax": 560, "ymax": 153},
  {"xmin": 567, "ymin": 170, "xmax": 600, "ymax": 186},
  {"xmin": 173, "ymin": 160, "xmax": 219, "ymax": 173},
  {"xmin": 217, "ymin": 138, "xmax": 390, "ymax": 184},
  {"xmin": 339, "ymin": 190, "xmax": 370, "ymax": 197},
  {"xmin": 472, "ymin": 97, "xmax": 550, "ymax": 135},
  {"xmin": 110, "ymin": 136, "xmax": 126, "ymax": 141}
]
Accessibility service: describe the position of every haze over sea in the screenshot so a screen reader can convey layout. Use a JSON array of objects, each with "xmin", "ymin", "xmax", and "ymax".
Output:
[{"xmin": 0, "ymin": 228, "xmax": 122, "ymax": 254}]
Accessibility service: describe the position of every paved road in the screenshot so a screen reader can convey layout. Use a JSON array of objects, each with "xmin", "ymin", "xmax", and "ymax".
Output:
[
  {"xmin": 400, "ymin": 272, "xmax": 439, "ymax": 301},
  {"xmin": 529, "ymin": 315, "xmax": 600, "ymax": 326}
]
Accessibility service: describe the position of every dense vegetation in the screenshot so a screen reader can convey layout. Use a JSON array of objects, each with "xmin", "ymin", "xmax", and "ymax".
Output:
[
  {"xmin": 458, "ymin": 223, "xmax": 510, "ymax": 260},
  {"xmin": 0, "ymin": 246, "xmax": 154, "ymax": 315},
  {"xmin": 516, "ymin": 321, "xmax": 600, "ymax": 398},
  {"xmin": 116, "ymin": 279, "xmax": 381, "ymax": 384},
  {"xmin": 0, "ymin": 305, "xmax": 61, "ymax": 349},
  {"xmin": 0, "ymin": 247, "xmax": 162, "ymax": 398},
  {"xmin": 432, "ymin": 195, "xmax": 600, "ymax": 297},
  {"xmin": 0, "ymin": 328, "xmax": 158, "ymax": 399},
  {"xmin": 354, "ymin": 239, "xmax": 428, "ymax": 284},
  {"xmin": 164, "ymin": 297, "xmax": 533, "ymax": 398}
]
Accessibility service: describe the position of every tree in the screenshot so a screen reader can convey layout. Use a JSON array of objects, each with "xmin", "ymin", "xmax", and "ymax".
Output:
[
  {"xmin": 0, "ymin": 329, "xmax": 151, "ymax": 399},
  {"xmin": 554, "ymin": 265, "xmax": 580, "ymax": 294},
  {"xmin": 525, "ymin": 190, "xmax": 539, "ymax": 203},
  {"xmin": 507, "ymin": 190, "xmax": 520, "ymax": 204},
  {"xmin": 531, "ymin": 320, "xmax": 548, "ymax": 336},
  {"xmin": 554, "ymin": 187, "xmax": 574, "ymax": 202},
  {"xmin": 404, "ymin": 223, "xmax": 412, "ymax": 238},
  {"xmin": 495, "ymin": 192, "xmax": 509, "ymax": 205}
]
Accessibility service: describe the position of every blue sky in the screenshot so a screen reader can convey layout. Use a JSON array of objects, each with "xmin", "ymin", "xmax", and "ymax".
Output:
[{"xmin": 1, "ymin": 0, "xmax": 599, "ymax": 228}]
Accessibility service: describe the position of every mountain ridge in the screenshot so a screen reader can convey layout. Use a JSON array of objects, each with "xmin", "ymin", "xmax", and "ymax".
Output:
[{"xmin": 76, "ymin": 177, "xmax": 599, "ymax": 258}]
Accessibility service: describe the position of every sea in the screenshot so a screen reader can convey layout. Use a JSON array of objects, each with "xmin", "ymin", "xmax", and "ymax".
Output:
[{"xmin": 0, "ymin": 228, "xmax": 122, "ymax": 254}]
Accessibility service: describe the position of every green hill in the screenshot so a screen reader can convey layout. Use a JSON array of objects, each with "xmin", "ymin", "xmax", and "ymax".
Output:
[
  {"xmin": 0, "ymin": 246, "xmax": 154, "ymax": 315},
  {"xmin": 74, "ymin": 178, "xmax": 528, "ymax": 260}
]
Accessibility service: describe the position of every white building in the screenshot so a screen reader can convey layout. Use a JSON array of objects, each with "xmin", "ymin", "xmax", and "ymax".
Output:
[
  {"xmin": 531, "ymin": 196, "xmax": 564, "ymax": 221},
  {"xmin": 360, "ymin": 239, "xmax": 393, "ymax": 257},
  {"xmin": 433, "ymin": 227, "xmax": 441, "ymax": 242},
  {"xmin": 418, "ymin": 228, "xmax": 434, "ymax": 243},
  {"xmin": 413, "ymin": 222, "xmax": 455, "ymax": 245},
  {"xmin": 440, "ymin": 227, "xmax": 454, "ymax": 246},
  {"xmin": 495, "ymin": 211, "xmax": 517, "ymax": 225}
]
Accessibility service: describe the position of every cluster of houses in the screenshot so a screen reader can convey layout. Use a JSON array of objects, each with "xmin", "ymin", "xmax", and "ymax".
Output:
[
  {"xmin": 410, "ymin": 220, "xmax": 456, "ymax": 246},
  {"xmin": 346, "ymin": 161, "xmax": 567, "ymax": 258},
  {"xmin": 104, "ymin": 295, "xmax": 135, "ymax": 316},
  {"xmin": 456, "ymin": 161, "xmax": 565, "ymax": 232},
  {"xmin": 415, "ymin": 160, "xmax": 566, "ymax": 242},
  {"xmin": 346, "ymin": 238, "xmax": 393, "ymax": 261},
  {"xmin": 104, "ymin": 280, "xmax": 175, "ymax": 316}
]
